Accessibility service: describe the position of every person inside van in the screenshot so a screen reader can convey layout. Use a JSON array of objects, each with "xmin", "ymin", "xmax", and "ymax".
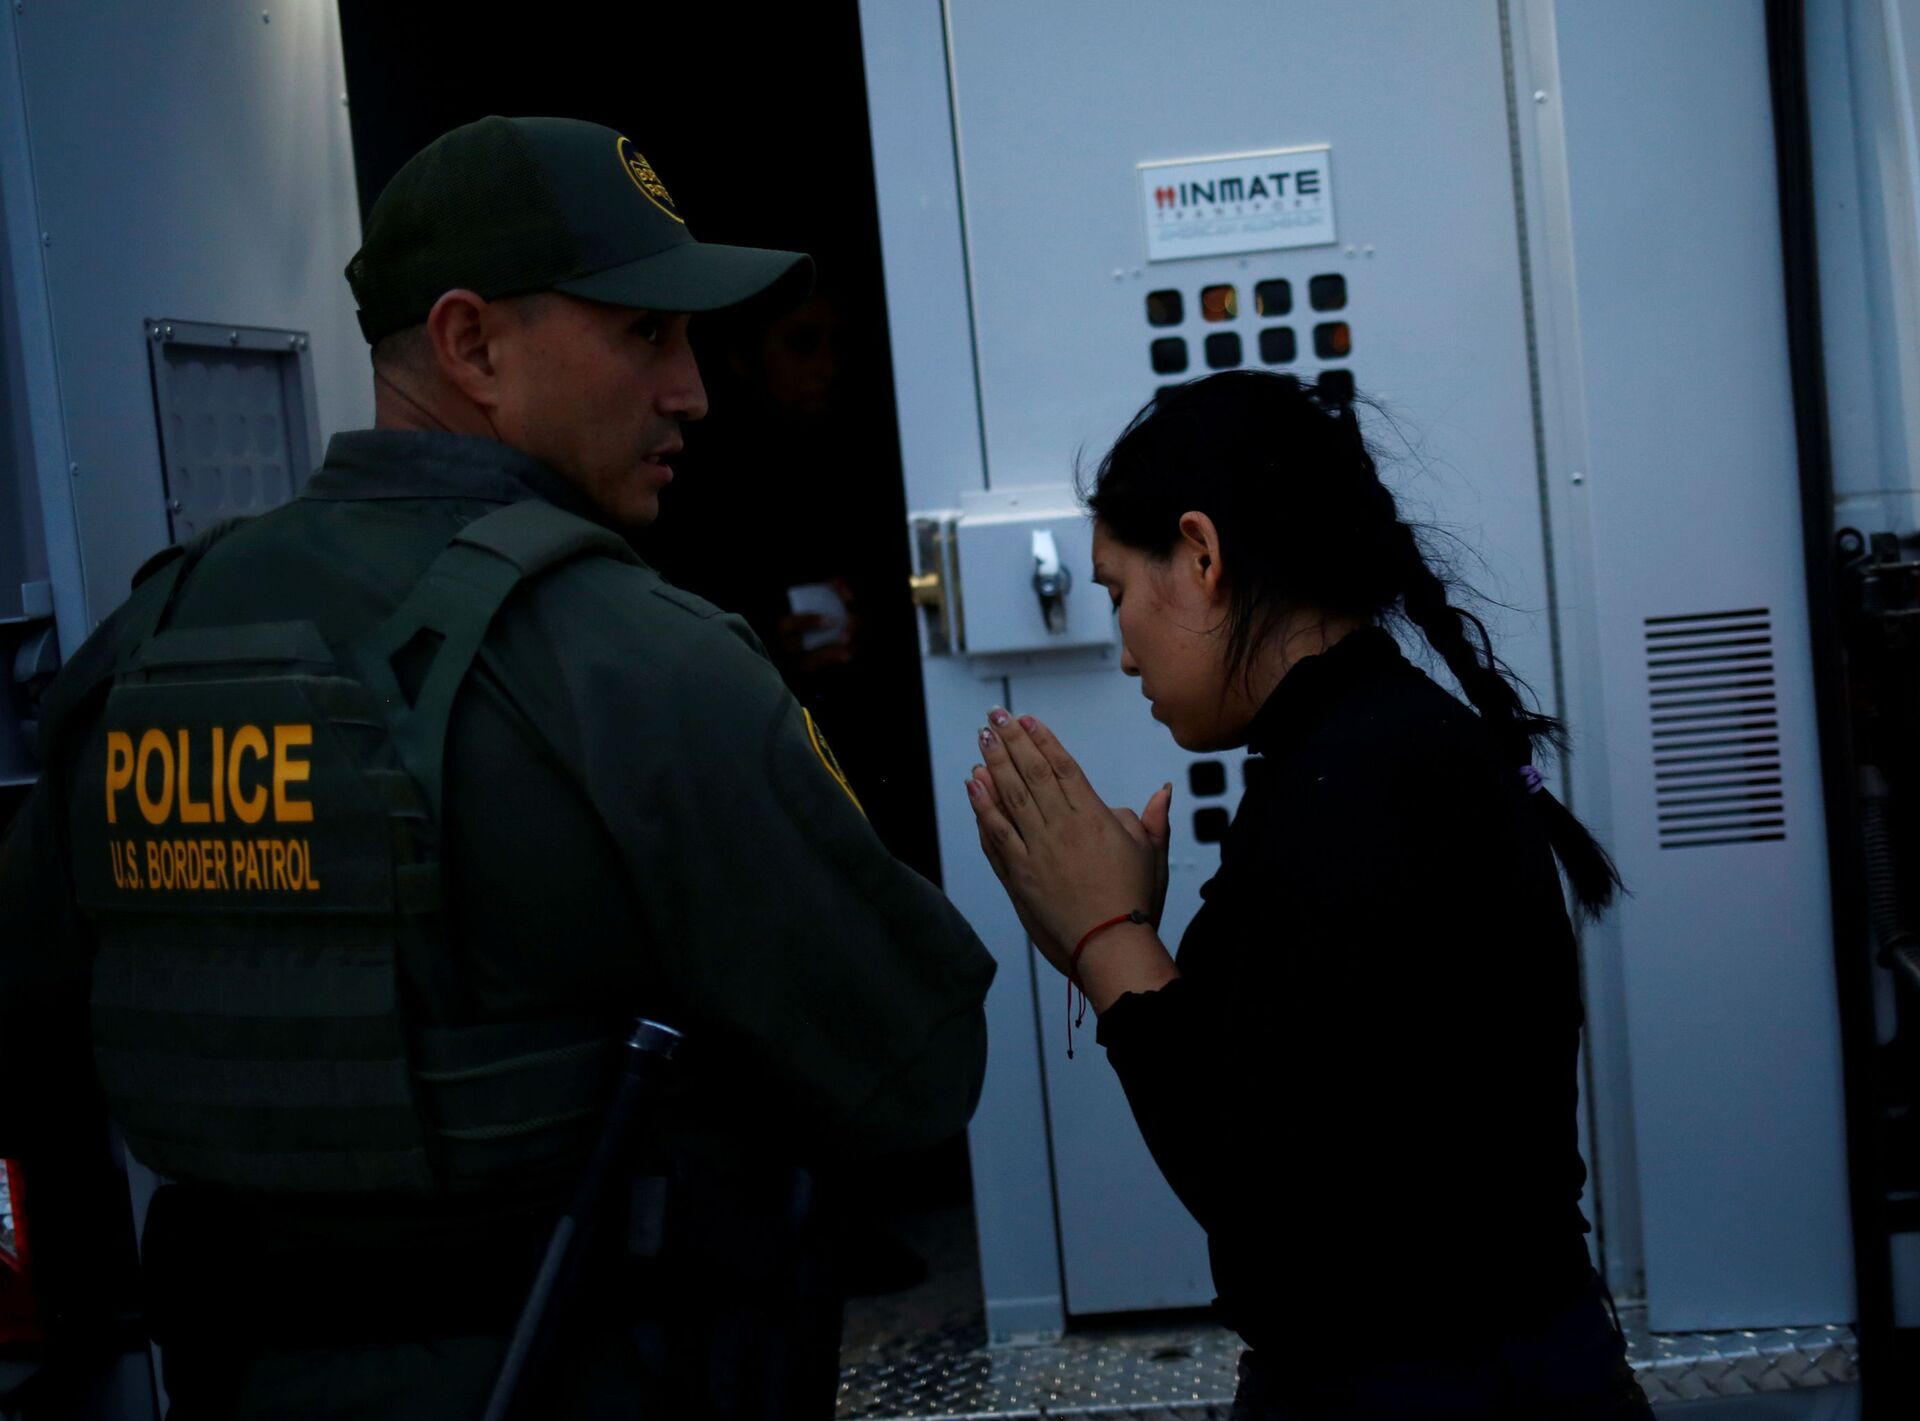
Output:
[{"xmin": 963, "ymin": 370, "xmax": 1651, "ymax": 1420}]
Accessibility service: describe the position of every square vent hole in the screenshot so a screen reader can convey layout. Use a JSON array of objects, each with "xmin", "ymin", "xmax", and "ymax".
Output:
[{"xmin": 1646, "ymin": 608, "xmax": 1785, "ymax": 850}]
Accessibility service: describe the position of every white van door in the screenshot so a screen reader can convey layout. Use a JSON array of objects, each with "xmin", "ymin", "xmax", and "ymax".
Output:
[
  {"xmin": 866, "ymin": 0, "xmax": 1855, "ymax": 1343},
  {"xmin": 870, "ymin": 0, "xmax": 1558, "ymax": 1326}
]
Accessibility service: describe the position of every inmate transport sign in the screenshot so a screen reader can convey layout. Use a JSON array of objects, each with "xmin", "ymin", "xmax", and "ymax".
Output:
[{"xmin": 1138, "ymin": 145, "xmax": 1336, "ymax": 262}]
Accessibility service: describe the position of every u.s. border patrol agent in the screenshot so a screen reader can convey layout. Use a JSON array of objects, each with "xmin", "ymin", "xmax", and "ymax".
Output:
[{"xmin": 0, "ymin": 116, "xmax": 995, "ymax": 1419}]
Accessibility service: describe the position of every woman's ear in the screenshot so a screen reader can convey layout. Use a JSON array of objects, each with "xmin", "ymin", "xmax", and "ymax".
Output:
[{"xmin": 1176, "ymin": 511, "xmax": 1226, "ymax": 601}]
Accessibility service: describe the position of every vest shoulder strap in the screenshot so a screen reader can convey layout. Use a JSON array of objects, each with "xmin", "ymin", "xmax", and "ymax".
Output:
[
  {"xmin": 36, "ymin": 548, "xmax": 191, "ymax": 756},
  {"xmin": 452, "ymin": 497, "xmax": 638, "ymax": 577},
  {"xmin": 38, "ymin": 514, "xmax": 265, "ymax": 751},
  {"xmin": 350, "ymin": 499, "xmax": 638, "ymax": 825}
]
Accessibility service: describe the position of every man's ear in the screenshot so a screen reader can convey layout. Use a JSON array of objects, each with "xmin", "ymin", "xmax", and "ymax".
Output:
[
  {"xmin": 1176, "ymin": 510, "xmax": 1226, "ymax": 600},
  {"xmin": 424, "ymin": 289, "xmax": 500, "ymax": 411}
]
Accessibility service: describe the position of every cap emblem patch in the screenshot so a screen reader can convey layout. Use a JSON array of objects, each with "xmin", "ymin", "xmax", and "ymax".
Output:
[{"xmin": 617, "ymin": 137, "xmax": 684, "ymax": 224}]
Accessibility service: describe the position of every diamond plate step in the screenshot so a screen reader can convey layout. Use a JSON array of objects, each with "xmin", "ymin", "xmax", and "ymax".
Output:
[{"xmin": 836, "ymin": 1308, "xmax": 1858, "ymax": 1418}]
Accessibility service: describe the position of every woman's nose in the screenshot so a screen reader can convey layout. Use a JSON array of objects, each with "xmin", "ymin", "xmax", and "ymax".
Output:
[{"xmin": 1119, "ymin": 644, "xmax": 1140, "ymax": 677}]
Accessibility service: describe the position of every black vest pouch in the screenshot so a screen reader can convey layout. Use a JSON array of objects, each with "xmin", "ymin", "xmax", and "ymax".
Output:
[
  {"xmin": 61, "ymin": 503, "xmax": 648, "ymax": 1207},
  {"xmin": 53, "ymin": 502, "xmax": 708, "ymax": 1366},
  {"xmin": 72, "ymin": 623, "xmax": 447, "ymax": 1195}
]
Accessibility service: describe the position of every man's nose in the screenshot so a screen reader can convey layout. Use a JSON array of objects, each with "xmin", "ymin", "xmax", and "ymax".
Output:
[
  {"xmin": 661, "ymin": 342, "xmax": 709, "ymax": 422},
  {"xmin": 1120, "ymin": 643, "xmax": 1140, "ymax": 677}
]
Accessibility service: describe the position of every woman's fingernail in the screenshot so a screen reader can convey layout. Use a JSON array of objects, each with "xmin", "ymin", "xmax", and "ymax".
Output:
[
  {"xmin": 980, "ymin": 726, "xmax": 997, "ymax": 747},
  {"xmin": 1018, "ymin": 715, "xmax": 1037, "ymax": 732},
  {"xmin": 965, "ymin": 779, "xmax": 980, "ymax": 799},
  {"xmin": 988, "ymin": 706, "xmax": 1011, "ymax": 727}
]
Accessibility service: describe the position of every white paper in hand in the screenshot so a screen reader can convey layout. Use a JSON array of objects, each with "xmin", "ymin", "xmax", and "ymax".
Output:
[{"xmin": 787, "ymin": 582, "xmax": 850, "ymax": 652}]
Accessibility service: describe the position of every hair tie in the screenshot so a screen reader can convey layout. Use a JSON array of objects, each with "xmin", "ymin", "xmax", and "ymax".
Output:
[{"xmin": 1520, "ymin": 765, "xmax": 1545, "ymax": 795}]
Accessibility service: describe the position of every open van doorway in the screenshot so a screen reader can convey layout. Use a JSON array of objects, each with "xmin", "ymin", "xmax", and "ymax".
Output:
[{"xmin": 337, "ymin": 0, "xmax": 985, "ymax": 1366}]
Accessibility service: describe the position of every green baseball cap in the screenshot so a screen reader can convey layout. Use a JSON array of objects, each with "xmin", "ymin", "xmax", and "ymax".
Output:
[{"xmin": 347, "ymin": 115, "xmax": 813, "ymax": 345}]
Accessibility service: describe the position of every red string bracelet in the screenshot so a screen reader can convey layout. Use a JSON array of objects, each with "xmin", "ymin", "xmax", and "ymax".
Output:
[{"xmin": 1066, "ymin": 910, "xmax": 1149, "ymax": 1059}]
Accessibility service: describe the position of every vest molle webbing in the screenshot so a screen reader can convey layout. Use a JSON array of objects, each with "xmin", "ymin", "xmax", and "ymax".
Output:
[{"xmin": 64, "ymin": 501, "xmax": 641, "ymax": 1197}]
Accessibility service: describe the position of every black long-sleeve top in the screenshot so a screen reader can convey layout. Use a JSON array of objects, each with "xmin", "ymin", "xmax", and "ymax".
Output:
[{"xmin": 1097, "ymin": 627, "xmax": 1594, "ymax": 1357}]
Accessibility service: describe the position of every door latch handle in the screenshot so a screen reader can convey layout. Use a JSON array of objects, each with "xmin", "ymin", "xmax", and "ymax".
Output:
[
  {"xmin": 909, "ymin": 515, "xmax": 960, "ymax": 654},
  {"xmin": 1031, "ymin": 529, "xmax": 1072, "ymax": 634}
]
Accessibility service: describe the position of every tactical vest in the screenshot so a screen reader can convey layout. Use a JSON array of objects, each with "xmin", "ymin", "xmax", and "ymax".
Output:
[{"xmin": 51, "ymin": 500, "xmax": 639, "ymax": 1198}]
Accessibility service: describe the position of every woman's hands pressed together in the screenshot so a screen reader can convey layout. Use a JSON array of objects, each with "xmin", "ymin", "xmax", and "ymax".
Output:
[{"xmin": 966, "ymin": 707, "xmax": 1180, "ymax": 1015}]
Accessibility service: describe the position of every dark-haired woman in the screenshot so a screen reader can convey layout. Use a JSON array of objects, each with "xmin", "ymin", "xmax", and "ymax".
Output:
[{"xmin": 964, "ymin": 370, "xmax": 1652, "ymax": 1420}]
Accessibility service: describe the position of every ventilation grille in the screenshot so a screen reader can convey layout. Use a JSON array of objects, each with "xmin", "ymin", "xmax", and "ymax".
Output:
[{"xmin": 1647, "ymin": 609, "xmax": 1785, "ymax": 850}]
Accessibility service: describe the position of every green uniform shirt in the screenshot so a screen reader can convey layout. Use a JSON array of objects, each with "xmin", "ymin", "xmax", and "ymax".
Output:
[
  {"xmin": 0, "ymin": 428, "xmax": 994, "ymax": 1413},
  {"xmin": 0, "ymin": 424, "xmax": 1006, "ymax": 1413}
]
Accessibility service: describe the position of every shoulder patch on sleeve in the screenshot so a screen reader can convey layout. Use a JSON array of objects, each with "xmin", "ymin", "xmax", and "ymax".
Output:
[{"xmin": 804, "ymin": 709, "xmax": 866, "ymax": 817}]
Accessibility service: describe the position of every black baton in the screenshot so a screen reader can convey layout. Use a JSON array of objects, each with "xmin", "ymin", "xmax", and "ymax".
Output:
[{"xmin": 481, "ymin": 1017, "xmax": 683, "ymax": 1421}]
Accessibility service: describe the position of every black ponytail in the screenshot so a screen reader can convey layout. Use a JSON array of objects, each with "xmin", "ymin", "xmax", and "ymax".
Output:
[
  {"xmin": 1085, "ymin": 370, "xmax": 1622, "ymax": 919},
  {"xmin": 1391, "ymin": 522, "xmax": 1622, "ymax": 918}
]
